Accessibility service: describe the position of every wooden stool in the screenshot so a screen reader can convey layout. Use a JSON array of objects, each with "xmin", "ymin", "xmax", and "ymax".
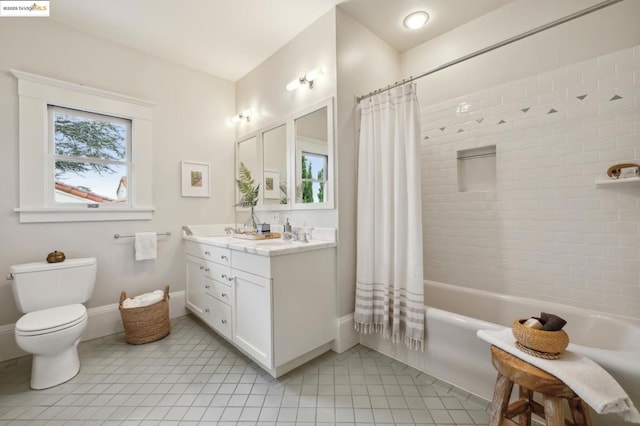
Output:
[{"xmin": 488, "ymin": 346, "xmax": 591, "ymax": 426}]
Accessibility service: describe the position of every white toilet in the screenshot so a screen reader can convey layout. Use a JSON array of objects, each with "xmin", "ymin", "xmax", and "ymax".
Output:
[{"xmin": 10, "ymin": 258, "xmax": 97, "ymax": 390}]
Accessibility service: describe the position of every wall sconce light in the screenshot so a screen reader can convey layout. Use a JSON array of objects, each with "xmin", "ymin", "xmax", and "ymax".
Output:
[
  {"xmin": 286, "ymin": 67, "xmax": 326, "ymax": 91},
  {"xmin": 227, "ymin": 109, "xmax": 253, "ymax": 125}
]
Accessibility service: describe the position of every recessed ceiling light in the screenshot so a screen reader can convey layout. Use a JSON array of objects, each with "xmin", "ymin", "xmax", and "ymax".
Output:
[{"xmin": 403, "ymin": 11, "xmax": 429, "ymax": 30}]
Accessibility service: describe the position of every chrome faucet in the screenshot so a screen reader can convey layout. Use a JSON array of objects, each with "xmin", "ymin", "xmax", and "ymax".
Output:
[
  {"xmin": 283, "ymin": 231, "xmax": 309, "ymax": 243},
  {"xmin": 282, "ymin": 231, "xmax": 298, "ymax": 241},
  {"xmin": 224, "ymin": 227, "xmax": 238, "ymax": 234}
]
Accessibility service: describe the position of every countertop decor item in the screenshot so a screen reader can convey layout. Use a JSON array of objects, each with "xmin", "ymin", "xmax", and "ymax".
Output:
[
  {"xmin": 46, "ymin": 250, "xmax": 65, "ymax": 263},
  {"xmin": 607, "ymin": 163, "xmax": 640, "ymax": 179},
  {"xmin": 512, "ymin": 318, "xmax": 569, "ymax": 359},
  {"xmin": 235, "ymin": 162, "xmax": 260, "ymax": 231},
  {"xmin": 233, "ymin": 232, "xmax": 281, "ymax": 240},
  {"xmin": 181, "ymin": 160, "xmax": 210, "ymax": 197}
]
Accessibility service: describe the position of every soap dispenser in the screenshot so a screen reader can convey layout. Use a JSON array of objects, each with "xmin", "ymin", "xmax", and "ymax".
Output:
[{"xmin": 284, "ymin": 218, "xmax": 292, "ymax": 233}]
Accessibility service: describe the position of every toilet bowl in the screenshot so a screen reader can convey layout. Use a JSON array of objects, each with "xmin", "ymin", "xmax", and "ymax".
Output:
[
  {"xmin": 10, "ymin": 258, "xmax": 96, "ymax": 390},
  {"xmin": 15, "ymin": 304, "xmax": 88, "ymax": 389}
]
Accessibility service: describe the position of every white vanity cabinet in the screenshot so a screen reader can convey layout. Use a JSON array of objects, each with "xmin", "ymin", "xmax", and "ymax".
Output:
[
  {"xmin": 184, "ymin": 243, "xmax": 233, "ymax": 340},
  {"xmin": 183, "ymin": 238, "xmax": 336, "ymax": 377}
]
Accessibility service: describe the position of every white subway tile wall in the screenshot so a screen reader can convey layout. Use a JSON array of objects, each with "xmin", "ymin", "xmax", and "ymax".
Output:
[{"xmin": 420, "ymin": 45, "xmax": 640, "ymax": 318}]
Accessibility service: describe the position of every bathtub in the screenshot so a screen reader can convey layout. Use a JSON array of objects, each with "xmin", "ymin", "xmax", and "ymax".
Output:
[{"xmin": 360, "ymin": 280, "xmax": 640, "ymax": 426}]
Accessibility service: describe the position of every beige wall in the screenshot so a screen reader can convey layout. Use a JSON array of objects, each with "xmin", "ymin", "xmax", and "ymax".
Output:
[
  {"xmin": 234, "ymin": 8, "xmax": 402, "ymax": 321},
  {"xmin": 0, "ymin": 20, "xmax": 235, "ymax": 327},
  {"xmin": 235, "ymin": 10, "xmax": 337, "ymax": 135},
  {"xmin": 234, "ymin": 9, "xmax": 338, "ymax": 229},
  {"xmin": 335, "ymin": 9, "xmax": 401, "ymax": 316}
]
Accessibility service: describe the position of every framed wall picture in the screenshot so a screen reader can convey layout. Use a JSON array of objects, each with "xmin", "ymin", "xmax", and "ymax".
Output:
[
  {"xmin": 181, "ymin": 161, "xmax": 210, "ymax": 197},
  {"xmin": 264, "ymin": 170, "xmax": 280, "ymax": 199}
]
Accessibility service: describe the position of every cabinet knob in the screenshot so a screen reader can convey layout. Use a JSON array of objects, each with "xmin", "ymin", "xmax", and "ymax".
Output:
[
  {"xmin": 227, "ymin": 276, "xmax": 234, "ymax": 283},
  {"xmin": 221, "ymin": 319, "xmax": 227, "ymax": 324},
  {"xmin": 204, "ymin": 251, "xmax": 211, "ymax": 256},
  {"xmin": 204, "ymin": 268, "xmax": 210, "ymax": 272},
  {"xmin": 204, "ymin": 285, "xmax": 210, "ymax": 289},
  {"xmin": 221, "ymin": 274, "xmax": 227, "ymax": 280},
  {"xmin": 221, "ymin": 292, "xmax": 227, "ymax": 298},
  {"xmin": 220, "ymin": 255, "xmax": 228, "ymax": 261},
  {"xmin": 199, "ymin": 266, "xmax": 204, "ymax": 270},
  {"xmin": 204, "ymin": 308, "xmax": 210, "ymax": 313}
]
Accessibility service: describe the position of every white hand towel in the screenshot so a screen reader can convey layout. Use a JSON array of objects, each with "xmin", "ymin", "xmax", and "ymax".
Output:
[
  {"xmin": 134, "ymin": 232, "xmax": 157, "ymax": 261},
  {"xmin": 122, "ymin": 289, "xmax": 164, "ymax": 308},
  {"xmin": 477, "ymin": 328, "xmax": 640, "ymax": 423}
]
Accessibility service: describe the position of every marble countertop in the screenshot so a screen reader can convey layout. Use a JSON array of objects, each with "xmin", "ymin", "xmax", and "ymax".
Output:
[{"xmin": 183, "ymin": 234, "xmax": 336, "ymax": 257}]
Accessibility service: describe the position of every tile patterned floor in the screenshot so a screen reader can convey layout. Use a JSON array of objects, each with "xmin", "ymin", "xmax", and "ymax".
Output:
[{"xmin": 0, "ymin": 315, "xmax": 490, "ymax": 425}]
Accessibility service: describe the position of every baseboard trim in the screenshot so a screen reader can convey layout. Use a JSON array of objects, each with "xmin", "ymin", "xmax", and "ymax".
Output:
[
  {"xmin": 0, "ymin": 290, "xmax": 187, "ymax": 363},
  {"xmin": 331, "ymin": 312, "xmax": 359, "ymax": 353}
]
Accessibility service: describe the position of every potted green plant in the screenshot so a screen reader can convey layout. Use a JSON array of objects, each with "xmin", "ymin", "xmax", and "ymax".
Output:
[{"xmin": 235, "ymin": 162, "xmax": 260, "ymax": 231}]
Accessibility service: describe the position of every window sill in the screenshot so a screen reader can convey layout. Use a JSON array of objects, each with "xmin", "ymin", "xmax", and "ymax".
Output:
[{"xmin": 14, "ymin": 207, "xmax": 155, "ymax": 223}]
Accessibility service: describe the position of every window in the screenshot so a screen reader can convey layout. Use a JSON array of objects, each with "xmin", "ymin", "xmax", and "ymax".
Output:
[
  {"xmin": 50, "ymin": 106, "xmax": 131, "ymax": 206},
  {"xmin": 300, "ymin": 152, "xmax": 328, "ymax": 203},
  {"xmin": 13, "ymin": 70, "xmax": 154, "ymax": 223}
]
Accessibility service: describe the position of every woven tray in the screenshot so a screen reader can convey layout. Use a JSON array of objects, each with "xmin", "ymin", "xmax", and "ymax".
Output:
[
  {"xmin": 119, "ymin": 285, "xmax": 170, "ymax": 344},
  {"xmin": 233, "ymin": 232, "xmax": 281, "ymax": 240}
]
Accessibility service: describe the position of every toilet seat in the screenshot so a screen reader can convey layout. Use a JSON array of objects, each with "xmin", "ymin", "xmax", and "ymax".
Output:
[{"xmin": 16, "ymin": 304, "xmax": 87, "ymax": 336}]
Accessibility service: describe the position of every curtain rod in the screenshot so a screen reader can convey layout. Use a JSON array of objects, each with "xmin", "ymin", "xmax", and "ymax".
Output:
[{"xmin": 356, "ymin": 0, "xmax": 624, "ymax": 103}]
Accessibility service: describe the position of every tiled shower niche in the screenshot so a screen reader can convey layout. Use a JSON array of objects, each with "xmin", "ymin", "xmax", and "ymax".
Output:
[{"xmin": 457, "ymin": 146, "xmax": 496, "ymax": 192}]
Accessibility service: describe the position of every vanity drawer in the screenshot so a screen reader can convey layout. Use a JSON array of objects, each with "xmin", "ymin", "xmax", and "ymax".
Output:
[
  {"xmin": 203, "ymin": 294, "xmax": 232, "ymax": 340},
  {"xmin": 204, "ymin": 276, "xmax": 234, "ymax": 306},
  {"xmin": 184, "ymin": 241, "xmax": 231, "ymax": 265},
  {"xmin": 202, "ymin": 260, "xmax": 232, "ymax": 284}
]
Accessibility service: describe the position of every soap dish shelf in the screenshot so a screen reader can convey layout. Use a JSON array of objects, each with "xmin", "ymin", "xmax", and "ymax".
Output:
[{"xmin": 594, "ymin": 176, "xmax": 640, "ymax": 187}]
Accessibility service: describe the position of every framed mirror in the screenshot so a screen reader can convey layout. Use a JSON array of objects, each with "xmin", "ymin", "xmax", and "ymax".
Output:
[
  {"xmin": 235, "ymin": 135, "xmax": 259, "ymax": 210},
  {"xmin": 293, "ymin": 99, "xmax": 334, "ymax": 209},
  {"xmin": 260, "ymin": 123, "xmax": 289, "ymax": 210},
  {"xmin": 234, "ymin": 97, "xmax": 334, "ymax": 214}
]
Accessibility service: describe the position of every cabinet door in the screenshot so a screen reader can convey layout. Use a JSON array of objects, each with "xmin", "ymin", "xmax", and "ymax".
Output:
[
  {"xmin": 185, "ymin": 255, "xmax": 206, "ymax": 316},
  {"xmin": 233, "ymin": 269, "xmax": 272, "ymax": 369}
]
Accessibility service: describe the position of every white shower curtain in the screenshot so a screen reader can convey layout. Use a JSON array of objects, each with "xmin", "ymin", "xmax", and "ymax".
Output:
[{"xmin": 354, "ymin": 83, "xmax": 424, "ymax": 349}]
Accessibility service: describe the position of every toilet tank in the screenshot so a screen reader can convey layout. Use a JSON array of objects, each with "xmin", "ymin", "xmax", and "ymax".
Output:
[{"xmin": 10, "ymin": 258, "xmax": 97, "ymax": 313}]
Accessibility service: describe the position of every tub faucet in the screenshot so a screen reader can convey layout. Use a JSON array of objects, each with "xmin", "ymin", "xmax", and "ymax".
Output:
[
  {"xmin": 182, "ymin": 226, "xmax": 193, "ymax": 236},
  {"xmin": 224, "ymin": 227, "xmax": 238, "ymax": 234}
]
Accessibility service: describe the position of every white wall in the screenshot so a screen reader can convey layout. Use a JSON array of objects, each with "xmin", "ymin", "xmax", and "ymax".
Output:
[
  {"xmin": 401, "ymin": 0, "xmax": 640, "ymax": 317},
  {"xmin": 0, "ymin": 19, "xmax": 236, "ymax": 346},
  {"xmin": 402, "ymin": 0, "xmax": 640, "ymax": 106}
]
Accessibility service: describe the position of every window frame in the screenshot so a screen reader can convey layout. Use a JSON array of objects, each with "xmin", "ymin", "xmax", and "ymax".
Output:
[{"xmin": 12, "ymin": 70, "xmax": 155, "ymax": 223}]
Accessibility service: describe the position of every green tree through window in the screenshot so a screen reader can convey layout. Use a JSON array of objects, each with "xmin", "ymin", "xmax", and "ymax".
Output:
[
  {"xmin": 301, "ymin": 155, "xmax": 314, "ymax": 203},
  {"xmin": 317, "ymin": 168, "xmax": 324, "ymax": 202},
  {"xmin": 54, "ymin": 114, "xmax": 125, "ymax": 178}
]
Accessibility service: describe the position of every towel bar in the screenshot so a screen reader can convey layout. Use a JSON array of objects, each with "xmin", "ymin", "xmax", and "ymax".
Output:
[{"xmin": 114, "ymin": 232, "xmax": 171, "ymax": 239}]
